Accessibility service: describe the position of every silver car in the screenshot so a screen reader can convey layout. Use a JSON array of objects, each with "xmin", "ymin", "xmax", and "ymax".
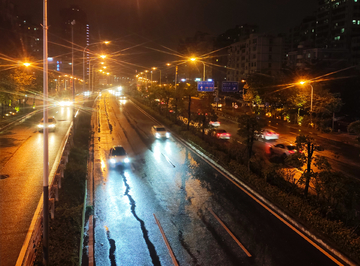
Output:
[
  {"xmin": 269, "ymin": 143, "xmax": 299, "ymax": 158},
  {"xmin": 152, "ymin": 125, "xmax": 170, "ymax": 139},
  {"xmin": 109, "ymin": 146, "xmax": 130, "ymax": 168}
]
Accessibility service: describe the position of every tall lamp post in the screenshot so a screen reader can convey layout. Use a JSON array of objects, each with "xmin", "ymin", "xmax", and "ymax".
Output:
[
  {"xmin": 299, "ymin": 80, "xmax": 314, "ymax": 126},
  {"xmin": 42, "ymin": 0, "xmax": 49, "ymax": 264},
  {"xmin": 89, "ymin": 54, "xmax": 106, "ymax": 92},
  {"xmin": 190, "ymin": 57, "xmax": 206, "ymax": 81},
  {"xmin": 152, "ymin": 67, "xmax": 161, "ymax": 85},
  {"xmin": 82, "ymin": 41, "xmax": 109, "ymax": 93}
]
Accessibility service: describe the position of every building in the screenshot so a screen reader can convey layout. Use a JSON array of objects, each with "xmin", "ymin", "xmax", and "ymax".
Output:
[
  {"xmin": 212, "ymin": 24, "xmax": 258, "ymax": 85},
  {"xmin": 227, "ymin": 33, "xmax": 284, "ymax": 82},
  {"xmin": 288, "ymin": 0, "xmax": 360, "ymax": 67},
  {"xmin": 57, "ymin": 5, "xmax": 89, "ymax": 77}
]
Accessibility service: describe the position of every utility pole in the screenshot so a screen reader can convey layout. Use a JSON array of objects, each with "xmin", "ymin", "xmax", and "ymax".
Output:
[
  {"xmin": 42, "ymin": 0, "xmax": 49, "ymax": 264},
  {"xmin": 71, "ymin": 20, "xmax": 76, "ymax": 132}
]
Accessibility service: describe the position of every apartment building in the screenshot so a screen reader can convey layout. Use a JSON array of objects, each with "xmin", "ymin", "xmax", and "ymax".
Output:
[{"xmin": 226, "ymin": 34, "xmax": 284, "ymax": 82}]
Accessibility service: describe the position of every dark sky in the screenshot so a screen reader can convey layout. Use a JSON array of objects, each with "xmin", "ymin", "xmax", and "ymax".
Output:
[
  {"xmin": 13, "ymin": 0, "xmax": 318, "ymax": 70},
  {"xmin": 14, "ymin": 0, "xmax": 317, "ymax": 45}
]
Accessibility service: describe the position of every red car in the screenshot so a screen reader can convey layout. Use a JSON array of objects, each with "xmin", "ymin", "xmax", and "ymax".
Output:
[{"xmin": 212, "ymin": 129, "xmax": 231, "ymax": 140}]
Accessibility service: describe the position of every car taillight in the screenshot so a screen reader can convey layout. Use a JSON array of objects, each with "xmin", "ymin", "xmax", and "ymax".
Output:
[
  {"xmin": 217, "ymin": 133, "xmax": 220, "ymax": 136},
  {"xmin": 266, "ymin": 133, "xmax": 270, "ymax": 136},
  {"xmin": 288, "ymin": 150, "xmax": 295, "ymax": 154}
]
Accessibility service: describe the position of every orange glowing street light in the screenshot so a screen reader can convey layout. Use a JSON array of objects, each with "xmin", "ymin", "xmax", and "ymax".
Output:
[
  {"xmin": 23, "ymin": 62, "xmax": 31, "ymax": 67},
  {"xmin": 190, "ymin": 57, "xmax": 205, "ymax": 81},
  {"xmin": 298, "ymin": 80, "xmax": 314, "ymax": 125},
  {"xmin": 104, "ymin": 41, "xmax": 110, "ymax": 44},
  {"xmin": 100, "ymin": 54, "xmax": 107, "ymax": 59}
]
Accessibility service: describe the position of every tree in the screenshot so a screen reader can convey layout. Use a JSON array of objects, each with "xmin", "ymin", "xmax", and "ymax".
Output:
[
  {"xmin": 237, "ymin": 114, "xmax": 265, "ymax": 170},
  {"xmin": 294, "ymin": 135, "xmax": 316, "ymax": 198},
  {"xmin": 10, "ymin": 68, "xmax": 36, "ymax": 106},
  {"xmin": 347, "ymin": 120, "xmax": 360, "ymax": 141}
]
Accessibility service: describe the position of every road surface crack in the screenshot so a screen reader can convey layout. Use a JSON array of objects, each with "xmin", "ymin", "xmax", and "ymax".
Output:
[
  {"xmin": 106, "ymin": 229, "xmax": 117, "ymax": 266},
  {"xmin": 121, "ymin": 173, "xmax": 161, "ymax": 266}
]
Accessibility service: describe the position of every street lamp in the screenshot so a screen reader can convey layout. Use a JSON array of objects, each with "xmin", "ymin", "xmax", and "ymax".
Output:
[
  {"xmin": 23, "ymin": 62, "xmax": 31, "ymax": 67},
  {"xmin": 89, "ymin": 54, "xmax": 107, "ymax": 92},
  {"xmin": 152, "ymin": 67, "xmax": 161, "ymax": 85},
  {"xmin": 82, "ymin": 41, "xmax": 110, "ymax": 93},
  {"xmin": 299, "ymin": 80, "xmax": 314, "ymax": 126},
  {"xmin": 190, "ymin": 57, "xmax": 206, "ymax": 81}
]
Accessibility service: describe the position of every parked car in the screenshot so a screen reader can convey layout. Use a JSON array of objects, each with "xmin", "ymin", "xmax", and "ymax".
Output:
[
  {"xmin": 151, "ymin": 125, "xmax": 170, "ymax": 139},
  {"xmin": 38, "ymin": 116, "xmax": 57, "ymax": 132},
  {"xmin": 209, "ymin": 121, "xmax": 221, "ymax": 127},
  {"xmin": 109, "ymin": 145, "xmax": 130, "ymax": 168},
  {"xmin": 269, "ymin": 143, "xmax": 299, "ymax": 158},
  {"xmin": 255, "ymin": 128, "xmax": 279, "ymax": 140},
  {"xmin": 211, "ymin": 129, "xmax": 231, "ymax": 140}
]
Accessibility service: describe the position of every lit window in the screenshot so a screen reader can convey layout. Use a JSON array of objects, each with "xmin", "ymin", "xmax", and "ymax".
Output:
[
  {"xmin": 334, "ymin": 36, "xmax": 340, "ymax": 40},
  {"xmin": 353, "ymin": 20, "xmax": 357, "ymax": 24},
  {"xmin": 341, "ymin": 28, "xmax": 345, "ymax": 33}
]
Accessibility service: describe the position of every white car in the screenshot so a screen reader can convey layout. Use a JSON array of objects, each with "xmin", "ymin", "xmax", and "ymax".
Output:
[
  {"xmin": 209, "ymin": 121, "xmax": 221, "ymax": 127},
  {"xmin": 38, "ymin": 116, "xmax": 57, "ymax": 132},
  {"xmin": 256, "ymin": 129, "xmax": 279, "ymax": 140},
  {"xmin": 109, "ymin": 146, "xmax": 130, "ymax": 168},
  {"xmin": 269, "ymin": 143, "xmax": 299, "ymax": 158},
  {"xmin": 152, "ymin": 125, "xmax": 170, "ymax": 139}
]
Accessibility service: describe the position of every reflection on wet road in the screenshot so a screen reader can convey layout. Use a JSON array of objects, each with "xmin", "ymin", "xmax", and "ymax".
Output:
[
  {"xmin": 0, "ymin": 106, "xmax": 73, "ymax": 266},
  {"xmin": 93, "ymin": 93, "xmax": 341, "ymax": 266}
]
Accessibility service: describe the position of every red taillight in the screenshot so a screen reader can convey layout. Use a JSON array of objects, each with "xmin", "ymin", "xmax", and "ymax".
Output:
[
  {"xmin": 288, "ymin": 150, "xmax": 295, "ymax": 154},
  {"xmin": 217, "ymin": 133, "xmax": 220, "ymax": 136},
  {"xmin": 266, "ymin": 132, "xmax": 271, "ymax": 136}
]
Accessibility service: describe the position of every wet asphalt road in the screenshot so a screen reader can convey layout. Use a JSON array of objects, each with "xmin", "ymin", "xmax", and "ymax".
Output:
[
  {"xmin": 0, "ymin": 106, "xmax": 73, "ymax": 266},
  {"xmin": 93, "ymin": 93, "xmax": 343, "ymax": 266},
  {"xmin": 218, "ymin": 117, "xmax": 360, "ymax": 180}
]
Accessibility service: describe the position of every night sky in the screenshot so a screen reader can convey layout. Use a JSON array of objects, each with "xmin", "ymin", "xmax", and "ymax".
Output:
[{"xmin": 12, "ymin": 0, "xmax": 318, "ymax": 69}]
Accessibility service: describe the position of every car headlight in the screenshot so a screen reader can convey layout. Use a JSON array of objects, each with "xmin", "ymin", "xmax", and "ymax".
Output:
[
  {"xmin": 38, "ymin": 124, "xmax": 44, "ymax": 128},
  {"xmin": 49, "ymin": 124, "xmax": 55, "ymax": 128},
  {"xmin": 166, "ymin": 132, "xmax": 170, "ymax": 138},
  {"xmin": 124, "ymin": 157, "xmax": 130, "ymax": 163},
  {"xmin": 110, "ymin": 158, "xmax": 116, "ymax": 164},
  {"xmin": 155, "ymin": 133, "xmax": 160, "ymax": 138}
]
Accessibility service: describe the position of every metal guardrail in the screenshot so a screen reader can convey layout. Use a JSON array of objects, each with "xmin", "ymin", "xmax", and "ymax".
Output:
[
  {"xmin": 15, "ymin": 122, "xmax": 74, "ymax": 266},
  {"xmin": 0, "ymin": 109, "xmax": 41, "ymax": 133}
]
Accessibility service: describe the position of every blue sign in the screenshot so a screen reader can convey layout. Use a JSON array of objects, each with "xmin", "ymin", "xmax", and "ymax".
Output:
[
  {"xmin": 197, "ymin": 81, "xmax": 215, "ymax": 92},
  {"xmin": 222, "ymin": 81, "xmax": 239, "ymax": 92}
]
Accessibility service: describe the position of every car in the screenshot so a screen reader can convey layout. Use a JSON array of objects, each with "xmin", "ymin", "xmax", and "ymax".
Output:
[
  {"xmin": 256, "ymin": 128, "xmax": 279, "ymax": 140},
  {"xmin": 152, "ymin": 125, "xmax": 170, "ymax": 139},
  {"xmin": 211, "ymin": 129, "xmax": 231, "ymax": 140},
  {"xmin": 209, "ymin": 121, "xmax": 221, "ymax": 127},
  {"xmin": 38, "ymin": 116, "xmax": 57, "ymax": 132},
  {"xmin": 109, "ymin": 146, "xmax": 130, "ymax": 168},
  {"xmin": 269, "ymin": 143, "xmax": 299, "ymax": 158},
  {"xmin": 59, "ymin": 98, "xmax": 72, "ymax": 106}
]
